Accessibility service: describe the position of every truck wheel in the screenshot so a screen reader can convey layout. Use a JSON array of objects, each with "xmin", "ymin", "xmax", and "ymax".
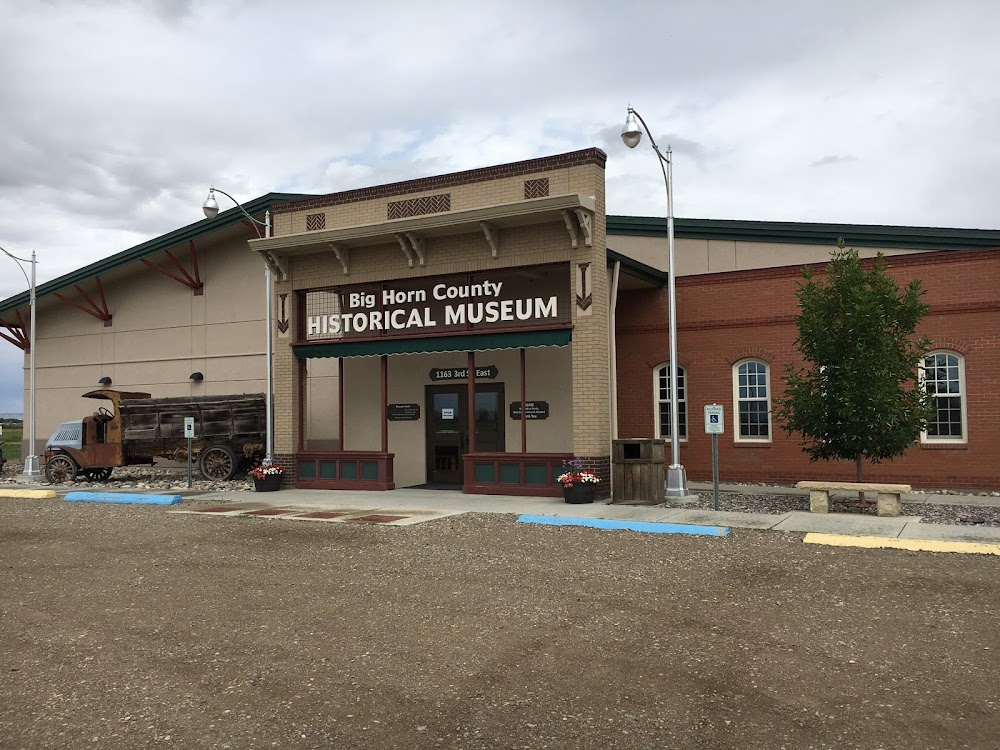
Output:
[
  {"xmin": 84, "ymin": 468, "xmax": 113, "ymax": 481},
  {"xmin": 46, "ymin": 455, "xmax": 79, "ymax": 483},
  {"xmin": 199, "ymin": 445, "xmax": 237, "ymax": 481}
]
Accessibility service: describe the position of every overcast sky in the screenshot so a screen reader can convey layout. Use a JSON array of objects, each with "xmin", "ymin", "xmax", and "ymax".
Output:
[{"xmin": 1, "ymin": 0, "xmax": 998, "ymax": 414}]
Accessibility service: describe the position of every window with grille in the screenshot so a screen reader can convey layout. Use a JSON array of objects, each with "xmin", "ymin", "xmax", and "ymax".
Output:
[
  {"xmin": 653, "ymin": 363, "xmax": 687, "ymax": 440},
  {"xmin": 733, "ymin": 359, "xmax": 771, "ymax": 441},
  {"xmin": 922, "ymin": 351, "xmax": 966, "ymax": 442}
]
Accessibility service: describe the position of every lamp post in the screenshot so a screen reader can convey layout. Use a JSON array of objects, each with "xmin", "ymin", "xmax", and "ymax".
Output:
[
  {"xmin": 0, "ymin": 245, "xmax": 40, "ymax": 479},
  {"xmin": 202, "ymin": 187, "xmax": 274, "ymax": 464},
  {"xmin": 621, "ymin": 106, "xmax": 688, "ymax": 496}
]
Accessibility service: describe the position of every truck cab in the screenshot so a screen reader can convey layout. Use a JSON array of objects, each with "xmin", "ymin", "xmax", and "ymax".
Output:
[{"xmin": 43, "ymin": 389, "xmax": 151, "ymax": 482}]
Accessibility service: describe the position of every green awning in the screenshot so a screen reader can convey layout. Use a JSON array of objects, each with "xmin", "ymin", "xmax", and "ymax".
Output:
[{"xmin": 294, "ymin": 328, "xmax": 572, "ymax": 359}]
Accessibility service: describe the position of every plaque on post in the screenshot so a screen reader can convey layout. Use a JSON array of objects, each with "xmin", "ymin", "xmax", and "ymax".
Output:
[
  {"xmin": 387, "ymin": 403, "xmax": 421, "ymax": 421},
  {"xmin": 509, "ymin": 401, "xmax": 549, "ymax": 420}
]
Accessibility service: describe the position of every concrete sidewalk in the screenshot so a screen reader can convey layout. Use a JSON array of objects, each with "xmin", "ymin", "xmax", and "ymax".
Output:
[
  {"xmin": 183, "ymin": 482, "xmax": 1000, "ymax": 545},
  {"xmin": 5, "ymin": 479, "xmax": 1000, "ymax": 546}
]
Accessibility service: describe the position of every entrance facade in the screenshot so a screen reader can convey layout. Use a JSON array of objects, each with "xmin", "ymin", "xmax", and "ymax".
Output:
[{"xmin": 252, "ymin": 148, "xmax": 614, "ymax": 496}]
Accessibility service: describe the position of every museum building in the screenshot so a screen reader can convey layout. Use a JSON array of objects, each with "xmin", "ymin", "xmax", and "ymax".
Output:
[{"xmin": 3, "ymin": 147, "xmax": 1000, "ymax": 492}]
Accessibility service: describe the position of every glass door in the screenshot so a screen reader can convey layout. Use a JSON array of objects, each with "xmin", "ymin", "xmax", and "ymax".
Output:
[
  {"xmin": 426, "ymin": 387, "xmax": 466, "ymax": 484},
  {"xmin": 425, "ymin": 383, "xmax": 505, "ymax": 484}
]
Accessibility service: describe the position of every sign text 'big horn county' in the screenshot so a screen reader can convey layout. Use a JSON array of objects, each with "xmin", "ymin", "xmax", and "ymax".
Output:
[{"xmin": 307, "ymin": 279, "xmax": 559, "ymax": 337}]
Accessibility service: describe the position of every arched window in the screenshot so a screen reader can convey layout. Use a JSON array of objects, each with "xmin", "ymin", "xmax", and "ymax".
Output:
[
  {"xmin": 733, "ymin": 359, "xmax": 771, "ymax": 441},
  {"xmin": 653, "ymin": 363, "xmax": 687, "ymax": 440},
  {"xmin": 922, "ymin": 351, "xmax": 966, "ymax": 442}
]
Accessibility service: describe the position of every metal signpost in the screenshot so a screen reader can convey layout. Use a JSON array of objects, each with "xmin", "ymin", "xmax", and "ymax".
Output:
[
  {"xmin": 184, "ymin": 417, "xmax": 195, "ymax": 488},
  {"xmin": 704, "ymin": 404, "xmax": 724, "ymax": 510}
]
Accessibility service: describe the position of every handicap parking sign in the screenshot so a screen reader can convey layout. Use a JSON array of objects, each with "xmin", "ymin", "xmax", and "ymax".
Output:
[{"xmin": 704, "ymin": 404, "xmax": 724, "ymax": 434}]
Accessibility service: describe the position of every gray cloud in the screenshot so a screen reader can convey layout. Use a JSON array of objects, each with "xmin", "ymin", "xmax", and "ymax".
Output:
[
  {"xmin": 0, "ymin": 0, "xmax": 999, "ymax": 397},
  {"xmin": 810, "ymin": 155, "xmax": 860, "ymax": 168}
]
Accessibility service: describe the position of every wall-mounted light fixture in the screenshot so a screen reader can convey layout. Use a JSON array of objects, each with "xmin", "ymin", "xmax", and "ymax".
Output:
[
  {"xmin": 99, "ymin": 376, "xmax": 112, "ymax": 386},
  {"xmin": 189, "ymin": 372, "xmax": 204, "ymax": 382}
]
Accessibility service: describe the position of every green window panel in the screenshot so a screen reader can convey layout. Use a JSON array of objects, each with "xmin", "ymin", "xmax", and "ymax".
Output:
[
  {"xmin": 319, "ymin": 461, "xmax": 338, "ymax": 479},
  {"xmin": 499, "ymin": 464, "xmax": 521, "ymax": 484},
  {"xmin": 340, "ymin": 462, "xmax": 358, "ymax": 480},
  {"xmin": 299, "ymin": 461, "xmax": 317, "ymax": 479},
  {"xmin": 525, "ymin": 464, "xmax": 549, "ymax": 485},
  {"xmin": 361, "ymin": 461, "xmax": 379, "ymax": 481},
  {"xmin": 475, "ymin": 463, "xmax": 496, "ymax": 483}
]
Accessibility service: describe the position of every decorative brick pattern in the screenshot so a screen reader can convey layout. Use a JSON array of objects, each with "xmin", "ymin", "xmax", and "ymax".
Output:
[
  {"xmin": 274, "ymin": 148, "xmax": 607, "ymax": 214},
  {"xmin": 524, "ymin": 178, "xmax": 549, "ymax": 199},
  {"xmin": 387, "ymin": 193, "xmax": 451, "ymax": 220},
  {"xmin": 306, "ymin": 213, "xmax": 326, "ymax": 231}
]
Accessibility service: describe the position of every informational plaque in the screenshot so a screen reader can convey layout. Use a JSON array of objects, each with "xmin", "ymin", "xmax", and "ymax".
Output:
[
  {"xmin": 509, "ymin": 401, "xmax": 550, "ymax": 420},
  {"xmin": 387, "ymin": 403, "xmax": 421, "ymax": 421}
]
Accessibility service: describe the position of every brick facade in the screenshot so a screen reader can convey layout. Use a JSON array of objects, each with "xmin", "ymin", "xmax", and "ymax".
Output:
[
  {"xmin": 266, "ymin": 149, "xmax": 611, "ymax": 486},
  {"xmin": 615, "ymin": 248, "xmax": 1000, "ymax": 490}
]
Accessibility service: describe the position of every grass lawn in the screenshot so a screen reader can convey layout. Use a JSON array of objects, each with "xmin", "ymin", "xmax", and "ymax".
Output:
[{"xmin": 2, "ymin": 425, "xmax": 23, "ymax": 460}]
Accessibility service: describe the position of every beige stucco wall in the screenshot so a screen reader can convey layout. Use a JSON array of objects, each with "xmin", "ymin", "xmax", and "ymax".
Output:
[
  {"xmin": 23, "ymin": 232, "xmax": 267, "ymax": 457},
  {"xmin": 611, "ymin": 235, "xmax": 930, "ymax": 276}
]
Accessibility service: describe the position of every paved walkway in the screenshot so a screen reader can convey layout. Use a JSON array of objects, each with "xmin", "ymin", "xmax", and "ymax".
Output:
[
  {"xmin": 186, "ymin": 481, "xmax": 1000, "ymax": 546},
  {"xmin": 5, "ymin": 479, "xmax": 1000, "ymax": 547}
]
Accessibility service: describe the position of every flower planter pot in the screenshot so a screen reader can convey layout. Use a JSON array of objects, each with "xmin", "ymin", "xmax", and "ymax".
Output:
[
  {"xmin": 562, "ymin": 483, "xmax": 596, "ymax": 504},
  {"xmin": 253, "ymin": 474, "xmax": 283, "ymax": 492}
]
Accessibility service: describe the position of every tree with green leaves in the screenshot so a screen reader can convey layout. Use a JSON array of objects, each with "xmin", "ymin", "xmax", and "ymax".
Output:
[{"xmin": 774, "ymin": 242, "xmax": 935, "ymax": 484}]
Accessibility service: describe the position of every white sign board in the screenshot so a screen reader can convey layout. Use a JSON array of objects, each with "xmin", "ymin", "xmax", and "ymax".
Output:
[
  {"xmin": 441, "ymin": 408, "xmax": 455, "ymax": 420},
  {"xmin": 704, "ymin": 404, "xmax": 724, "ymax": 434},
  {"xmin": 184, "ymin": 416, "xmax": 195, "ymax": 438}
]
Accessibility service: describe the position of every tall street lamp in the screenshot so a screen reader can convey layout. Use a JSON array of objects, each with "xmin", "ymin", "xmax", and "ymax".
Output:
[
  {"xmin": 202, "ymin": 187, "xmax": 274, "ymax": 464},
  {"xmin": 621, "ymin": 106, "xmax": 688, "ymax": 496},
  {"xmin": 0, "ymin": 245, "xmax": 40, "ymax": 479}
]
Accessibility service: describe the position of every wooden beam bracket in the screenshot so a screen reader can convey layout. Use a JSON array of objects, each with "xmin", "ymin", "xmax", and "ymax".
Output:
[{"xmin": 55, "ymin": 278, "xmax": 113, "ymax": 326}]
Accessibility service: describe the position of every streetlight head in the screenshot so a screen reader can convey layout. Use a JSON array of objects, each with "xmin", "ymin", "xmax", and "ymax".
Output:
[
  {"xmin": 202, "ymin": 188, "xmax": 220, "ymax": 219},
  {"xmin": 621, "ymin": 109, "xmax": 642, "ymax": 149}
]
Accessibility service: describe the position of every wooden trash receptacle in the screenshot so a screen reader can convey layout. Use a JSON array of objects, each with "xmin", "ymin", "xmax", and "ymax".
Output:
[{"xmin": 611, "ymin": 439, "xmax": 666, "ymax": 505}]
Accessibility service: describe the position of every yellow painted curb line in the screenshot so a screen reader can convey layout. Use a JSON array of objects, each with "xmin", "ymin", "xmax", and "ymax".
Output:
[
  {"xmin": 804, "ymin": 532, "xmax": 1000, "ymax": 556},
  {"xmin": 0, "ymin": 488, "xmax": 58, "ymax": 499}
]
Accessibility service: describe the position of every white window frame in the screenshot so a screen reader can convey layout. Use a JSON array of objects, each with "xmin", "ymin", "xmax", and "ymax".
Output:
[
  {"xmin": 921, "ymin": 350, "xmax": 967, "ymax": 444},
  {"xmin": 653, "ymin": 362, "xmax": 688, "ymax": 442},
  {"xmin": 732, "ymin": 359, "xmax": 772, "ymax": 443}
]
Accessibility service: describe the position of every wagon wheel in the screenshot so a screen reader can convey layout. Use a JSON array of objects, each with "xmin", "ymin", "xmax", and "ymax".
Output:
[
  {"xmin": 199, "ymin": 445, "xmax": 238, "ymax": 481},
  {"xmin": 84, "ymin": 467, "xmax": 113, "ymax": 481},
  {"xmin": 45, "ymin": 455, "xmax": 79, "ymax": 483}
]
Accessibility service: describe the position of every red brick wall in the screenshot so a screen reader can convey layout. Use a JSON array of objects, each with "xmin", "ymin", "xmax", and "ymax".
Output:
[{"xmin": 614, "ymin": 248, "xmax": 1000, "ymax": 490}]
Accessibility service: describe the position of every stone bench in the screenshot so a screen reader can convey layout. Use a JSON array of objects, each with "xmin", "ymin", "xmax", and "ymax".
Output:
[{"xmin": 795, "ymin": 481, "xmax": 912, "ymax": 517}]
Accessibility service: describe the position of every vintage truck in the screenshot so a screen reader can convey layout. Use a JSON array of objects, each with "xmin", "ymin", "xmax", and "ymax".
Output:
[{"xmin": 43, "ymin": 389, "xmax": 267, "ymax": 483}]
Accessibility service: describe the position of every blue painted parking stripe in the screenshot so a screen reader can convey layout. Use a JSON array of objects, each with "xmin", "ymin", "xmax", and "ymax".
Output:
[
  {"xmin": 65, "ymin": 492, "xmax": 182, "ymax": 506},
  {"xmin": 517, "ymin": 514, "xmax": 729, "ymax": 537}
]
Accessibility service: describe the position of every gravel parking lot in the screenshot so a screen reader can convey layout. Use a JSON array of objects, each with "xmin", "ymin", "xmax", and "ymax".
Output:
[{"xmin": 1, "ymin": 496, "xmax": 998, "ymax": 749}]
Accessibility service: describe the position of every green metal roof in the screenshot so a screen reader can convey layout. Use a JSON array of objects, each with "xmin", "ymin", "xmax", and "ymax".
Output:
[
  {"xmin": 0, "ymin": 192, "xmax": 309, "ymax": 316},
  {"xmin": 5, "ymin": 206, "xmax": 995, "ymax": 318},
  {"xmin": 606, "ymin": 248, "xmax": 668, "ymax": 286},
  {"xmin": 607, "ymin": 215, "xmax": 1000, "ymax": 250}
]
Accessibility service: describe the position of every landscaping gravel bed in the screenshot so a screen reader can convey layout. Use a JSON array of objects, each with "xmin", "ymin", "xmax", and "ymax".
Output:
[{"xmin": 2, "ymin": 499, "xmax": 999, "ymax": 750}]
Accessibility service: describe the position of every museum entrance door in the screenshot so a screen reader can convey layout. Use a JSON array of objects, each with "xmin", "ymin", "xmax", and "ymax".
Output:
[{"xmin": 425, "ymin": 383, "xmax": 504, "ymax": 484}]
